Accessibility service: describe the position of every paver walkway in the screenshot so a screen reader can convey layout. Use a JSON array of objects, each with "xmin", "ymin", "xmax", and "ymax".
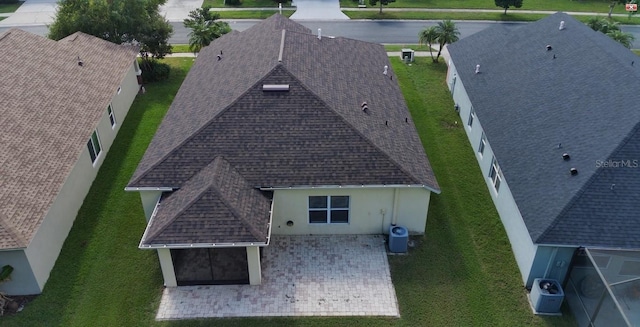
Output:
[{"xmin": 156, "ymin": 235, "xmax": 399, "ymax": 319}]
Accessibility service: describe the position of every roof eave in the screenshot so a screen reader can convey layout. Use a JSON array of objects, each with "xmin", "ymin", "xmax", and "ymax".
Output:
[{"xmin": 260, "ymin": 183, "xmax": 440, "ymax": 194}]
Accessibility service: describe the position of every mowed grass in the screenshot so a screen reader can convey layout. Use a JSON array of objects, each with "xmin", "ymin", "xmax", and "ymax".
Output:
[
  {"xmin": 341, "ymin": 0, "xmax": 627, "ymax": 13},
  {"xmin": 203, "ymin": 0, "xmax": 280, "ymax": 7},
  {"xmin": 217, "ymin": 9, "xmax": 294, "ymax": 18},
  {"xmin": 2, "ymin": 57, "xmax": 576, "ymax": 327},
  {"xmin": 0, "ymin": 1, "xmax": 22, "ymax": 13}
]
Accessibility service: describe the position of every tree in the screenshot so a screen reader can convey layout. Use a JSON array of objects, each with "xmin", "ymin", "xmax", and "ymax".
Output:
[
  {"xmin": 607, "ymin": 29, "xmax": 635, "ymax": 48},
  {"xmin": 586, "ymin": 17, "xmax": 635, "ymax": 48},
  {"xmin": 418, "ymin": 20, "xmax": 460, "ymax": 63},
  {"xmin": 369, "ymin": 0, "xmax": 396, "ymax": 14},
  {"xmin": 495, "ymin": 0, "xmax": 523, "ymax": 15},
  {"xmin": 434, "ymin": 20, "xmax": 460, "ymax": 63},
  {"xmin": 49, "ymin": 0, "xmax": 173, "ymax": 60},
  {"xmin": 183, "ymin": 7, "xmax": 231, "ymax": 55},
  {"xmin": 418, "ymin": 26, "xmax": 438, "ymax": 63}
]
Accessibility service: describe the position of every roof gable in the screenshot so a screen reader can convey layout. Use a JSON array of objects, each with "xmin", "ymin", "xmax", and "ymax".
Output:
[
  {"xmin": 0, "ymin": 29, "xmax": 138, "ymax": 249},
  {"xmin": 129, "ymin": 14, "xmax": 438, "ymax": 191},
  {"xmin": 131, "ymin": 64, "xmax": 421, "ymax": 188},
  {"xmin": 142, "ymin": 157, "xmax": 271, "ymax": 245},
  {"xmin": 447, "ymin": 12, "xmax": 640, "ymax": 247}
]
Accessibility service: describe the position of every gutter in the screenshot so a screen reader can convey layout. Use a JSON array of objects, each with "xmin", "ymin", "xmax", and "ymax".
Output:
[
  {"xmin": 260, "ymin": 183, "xmax": 441, "ymax": 194},
  {"xmin": 124, "ymin": 186, "xmax": 173, "ymax": 192}
]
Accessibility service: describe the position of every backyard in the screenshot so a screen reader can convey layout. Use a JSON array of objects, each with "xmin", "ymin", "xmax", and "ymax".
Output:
[{"xmin": 0, "ymin": 57, "xmax": 575, "ymax": 326}]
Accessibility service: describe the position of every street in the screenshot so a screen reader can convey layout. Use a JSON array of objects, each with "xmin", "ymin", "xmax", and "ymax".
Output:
[{"xmin": 2, "ymin": 20, "xmax": 640, "ymax": 48}]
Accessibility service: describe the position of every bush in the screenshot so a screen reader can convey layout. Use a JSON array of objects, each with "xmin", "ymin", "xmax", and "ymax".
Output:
[
  {"xmin": 226, "ymin": 0, "xmax": 241, "ymax": 6},
  {"xmin": 140, "ymin": 60, "xmax": 170, "ymax": 83},
  {"xmin": 0, "ymin": 0, "xmax": 20, "ymax": 4}
]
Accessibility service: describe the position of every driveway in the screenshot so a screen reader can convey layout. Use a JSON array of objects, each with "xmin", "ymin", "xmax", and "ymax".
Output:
[
  {"xmin": 156, "ymin": 235, "xmax": 399, "ymax": 319},
  {"xmin": 0, "ymin": 0, "xmax": 56, "ymax": 26},
  {"xmin": 290, "ymin": 0, "xmax": 349, "ymax": 20}
]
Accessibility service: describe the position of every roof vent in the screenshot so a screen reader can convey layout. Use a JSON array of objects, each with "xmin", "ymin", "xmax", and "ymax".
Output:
[
  {"xmin": 610, "ymin": 184, "xmax": 615, "ymax": 191},
  {"xmin": 217, "ymin": 54, "xmax": 222, "ymax": 61},
  {"xmin": 263, "ymin": 84, "xmax": 290, "ymax": 92},
  {"xmin": 385, "ymin": 120, "xmax": 388, "ymax": 126},
  {"xmin": 405, "ymin": 117, "xmax": 408, "ymax": 123},
  {"xmin": 77, "ymin": 56, "xmax": 84, "ymax": 67},
  {"xmin": 557, "ymin": 143, "xmax": 562, "ymax": 149},
  {"xmin": 632, "ymin": 61, "xmax": 635, "ymax": 66},
  {"xmin": 546, "ymin": 45, "xmax": 552, "ymax": 51},
  {"xmin": 559, "ymin": 21, "xmax": 565, "ymax": 30},
  {"xmin": 570, "ymin": 168, "xmax": 578, "ymax": 175},
  {"xmin": 383, "ymin": 65, "xmax": 388, "ymax": 75},
  {"xmin": 361, "ymin": 102, "xmax": 368, "ymax": 112},
  {"xmin": 475, "ymin": 64, "xmax": 480, "ymax": 74},
  {"xmin": 318, "ymin": 28, "xmax": 321, "ymax": 40},
  {"xmin": 562, "ymin": 153, "xmax": 570, "ymax": 160}
]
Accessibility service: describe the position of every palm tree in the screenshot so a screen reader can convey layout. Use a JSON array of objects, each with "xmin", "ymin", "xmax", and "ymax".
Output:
[
  {"xmin": 607, "ymin": 30, "xmax": 635, "ymax": 48},
  {"xmin": 434, "ymin": 20, "xmax": 460, "ymax": 63},
  {"xmin": 586, "ymin": 17, "xmax": 605, "ymax": 32},
  {"xmin": 418, "ymin": 26, "xmax": 438, "ymax": 63},
  {"xmin": 184, "ymin": 7, "xmax": 231, "ymax": 55}
]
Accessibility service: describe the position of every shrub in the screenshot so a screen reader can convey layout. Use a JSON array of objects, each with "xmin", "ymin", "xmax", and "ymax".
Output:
[
  {"xmin": 226, "ymin": 0, "xmax": 241, "ymax": 6},
  {"xmin": 140, "ymin": 60, "xmax": 170, "ymax": 83}
]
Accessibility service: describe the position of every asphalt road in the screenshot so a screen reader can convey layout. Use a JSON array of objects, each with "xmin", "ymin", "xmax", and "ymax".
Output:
[{"xmin": 3, "ymin": 20, "xmax": 640, "ymax": 48}]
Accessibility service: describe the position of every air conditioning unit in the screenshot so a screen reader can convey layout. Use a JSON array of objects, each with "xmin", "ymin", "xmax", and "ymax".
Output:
[
  {"xmin": 530, "ymin": 278, "xmax": 564, "ymax": 314},
  {"xmin": 388, "ymin": 225, "xmax": 408, "ymax": 253},
  {"xmin": 401, "ymin": 49, "xmax": 415, "ymax": 63}
]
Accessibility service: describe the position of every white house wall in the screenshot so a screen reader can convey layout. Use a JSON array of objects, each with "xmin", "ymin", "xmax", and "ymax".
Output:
[
  {"xmin": 529, "ymin": 246, "xmax": 575, "ymax": 287},
  {"xmin": 270, "ymin": 187, "xmax": 430, "ymax": 235},
  {"xmin": 447, "ymin": 62, "xmax": 538, "ymax": 287},
  {"xmin": 139, "ymin": 191, "xmax": 163, "ymax": 222},
  {"xmin": 0, "ymin": 250, "xmax": 39, "ymax": 295},
  {"xmin": 21, "ymin": 64, "xmax": 139, "ymax": 295}
]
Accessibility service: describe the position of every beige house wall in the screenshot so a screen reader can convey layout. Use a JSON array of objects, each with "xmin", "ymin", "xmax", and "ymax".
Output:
[
  {"xmin": 0, "ymin": 250, "xmax": 39, "ymax": 295},
  {"xmin": 17, "ymin": 64, "xmax": 139, "ymax": 295},
  {"xmin": 271, "ymin": 187, "xmax": 431, "ymax": 235}
]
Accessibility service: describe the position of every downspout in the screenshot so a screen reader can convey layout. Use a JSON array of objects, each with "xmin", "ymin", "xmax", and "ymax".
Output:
[
  {"xmin": 391, "ymin": 188, "xmax": 400, "ymax": 226},
  {"xmin": 543, "ymin": 247, "xmax": 559, "ymax": 279}
]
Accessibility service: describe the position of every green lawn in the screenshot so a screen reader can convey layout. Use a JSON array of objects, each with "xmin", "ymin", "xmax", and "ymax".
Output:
[
  {"xmin": 171, "ymin": 44, "xmax": 191, "ymax": 53},
  {"xmin": 203, "ymin": 0, "xmax": 280, "ymax": 8},
  {"xmin": 383, "ymin": 43, "xmax": 431, "ymax": 51},
  {"xmin": 217, "ymin": 9, "xmax": 293, "ymax": 18},
  {"xmin": 2, "ymin": 57, "xmax": 576, "ymax": 327},
  {"xmin": 0, "ymin": 1, "xmax": 22, "ymax": 14},
  {"xmin": 343, "ymin": 0, "xmax": 627, "ymax": 13}
]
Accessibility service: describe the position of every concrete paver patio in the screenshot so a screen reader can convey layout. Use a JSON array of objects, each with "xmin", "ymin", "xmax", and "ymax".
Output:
[{"xmin": 156, "ymin": 235, "xmax": 399, "ymax": 319}]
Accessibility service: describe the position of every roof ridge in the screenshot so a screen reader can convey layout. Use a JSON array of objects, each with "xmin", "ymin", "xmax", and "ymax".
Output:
[
  {"xmin": 0, "ymin": 211, "xmax": 27, "ymax": 248},
  {"xmin": 143, "ymin": 161, "xmax": 218, "ymax": 241},
  {"xmin": 536, "ymin": 121, "xmax": 640, "ymax": 244},
  {"xmin": 207, "ymin": 160, "xmax": 266, "ymax": 242},
  {"xmin": 278, "ymin": 63, "xmax": 425, "ymax": 185},
  {"xmin": 128, "ymin": 63, "xmax": 281, "ymax": 187}
]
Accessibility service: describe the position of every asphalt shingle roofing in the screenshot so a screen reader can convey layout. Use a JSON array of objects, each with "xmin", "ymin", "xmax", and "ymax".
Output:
[
  {"xmin": 447, "ymin": 12, "xmax": 640, "ymax": 248},
  {"xmin": 128, "ymin": 14, "xmax": 439, "ymax": 191},
  {"xmin": 129, "ymin": 14, "xmax": 439, "ymax": 246},
  {"xmin": 0, "ymin": 29, "xmax": 138, "ymax": 250}
]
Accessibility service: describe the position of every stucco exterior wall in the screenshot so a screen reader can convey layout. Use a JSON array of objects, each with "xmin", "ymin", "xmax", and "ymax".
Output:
[
  {"xmin": 270, "ymin": 187, "xmax": 431, "ymax": 235},
  {"xmin": 20, "ymin": 64, "xmax": 139, "ymax": 295},
  {"xmin": 529, "ymin": 246, "xmax": 575, "ymax": 287},
  {"xmin": 447, "ymin": 62, "xmax": 538, "ymax": 287},
  {"xmin": 139, "ymin": 191, "xmax": 163, "ymax": 222},
  {"xmin": 0, "ymin": 250, "xmax": 40, "ymax": 295}
]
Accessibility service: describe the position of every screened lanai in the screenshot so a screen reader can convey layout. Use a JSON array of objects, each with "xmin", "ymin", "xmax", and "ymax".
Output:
[{"xmin": 565, "ymin": 248, "xmax": 640, "ymax": 327}]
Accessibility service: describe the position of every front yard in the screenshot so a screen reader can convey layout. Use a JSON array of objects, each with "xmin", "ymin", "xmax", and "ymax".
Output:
[{"xmin": 1, "ymin": 57, "xmax": 575, "ymax": 326}]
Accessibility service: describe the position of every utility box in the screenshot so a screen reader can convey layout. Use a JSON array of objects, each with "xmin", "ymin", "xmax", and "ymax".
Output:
[
  {"xmin": 530, "ymin": 278, "xmax": 565, "ymax": 314},
  {"xmin": 401, "ymin": 49, "xmax": 415, "ymax": 63},
  {"xmin": 389, "ymin": 225, "xmax": 408, "ymax": 253}
]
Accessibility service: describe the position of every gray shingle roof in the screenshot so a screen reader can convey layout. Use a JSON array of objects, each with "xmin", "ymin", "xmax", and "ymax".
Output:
[
  {"xmin": 128, "ymin": 14, "xmax": 439, "ymax": 192},
  {"xmin": 0, "ymin": 29, "xmax": 138, "ymax": 250},
  {"xmin": 142, "ymin": 157, "xmax": 271, "ymax": 245},
  {"xmin": 447, "ymin": 12, "xmax": 640, "ymax": 248}
]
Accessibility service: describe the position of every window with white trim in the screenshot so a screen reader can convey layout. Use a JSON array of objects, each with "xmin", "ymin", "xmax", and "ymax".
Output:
[
  {"xmin": 309, "ymin": 196, "xmax": 350, "ymax": 224},
  {"xmin": 489, "ymin": 156, "xmax": 502, "ymax": 192},
  {"xmin": 87, "ymin": 130, "xmax": 102, "ymax": 164},
  {"xmin": 107, "ymin": 104, "xmax": 116, "ymax": 128},
  {"xmin": 478, "ymin": 132, "xmax": 487, "ymax": 156},
  {"xmin": 467, "ymin": 106, "xmax": 475, "ymax": 127}
]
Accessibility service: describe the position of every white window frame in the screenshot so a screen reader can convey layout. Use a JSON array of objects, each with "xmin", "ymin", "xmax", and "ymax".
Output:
[
  {"xmin": 478, "ymin": 132, "xmax": 487, "ymax": 157},
  {"xmin": 107, "ymin": 104, "xmax": 116, "ymax": 128},
  {"xmin": 489, "ymin": 156, "xmax": 502, "ymax": 193},
  {"xmin": 87, "ymin": 130, "xmax": 102, "ymax": 165},
  {"xmin": 308, "ymin": 195, "xmax": 350, "ymax": 224},
  {"xmin": 467, "ymin": 106, "xmax": 475, "ymax": 128}
]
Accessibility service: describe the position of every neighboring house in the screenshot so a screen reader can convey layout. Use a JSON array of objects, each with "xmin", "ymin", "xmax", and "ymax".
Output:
[
  {"xmin": 0, "ymin": 29, "xmax": 140, "ymax": 295},
  {"xmin": 126, "ymin": 14, "xmax": 440, "ymax": 287},
  {"xmin": 446, "ymin": 12, "xmax": 640, "ymax": 290}
]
